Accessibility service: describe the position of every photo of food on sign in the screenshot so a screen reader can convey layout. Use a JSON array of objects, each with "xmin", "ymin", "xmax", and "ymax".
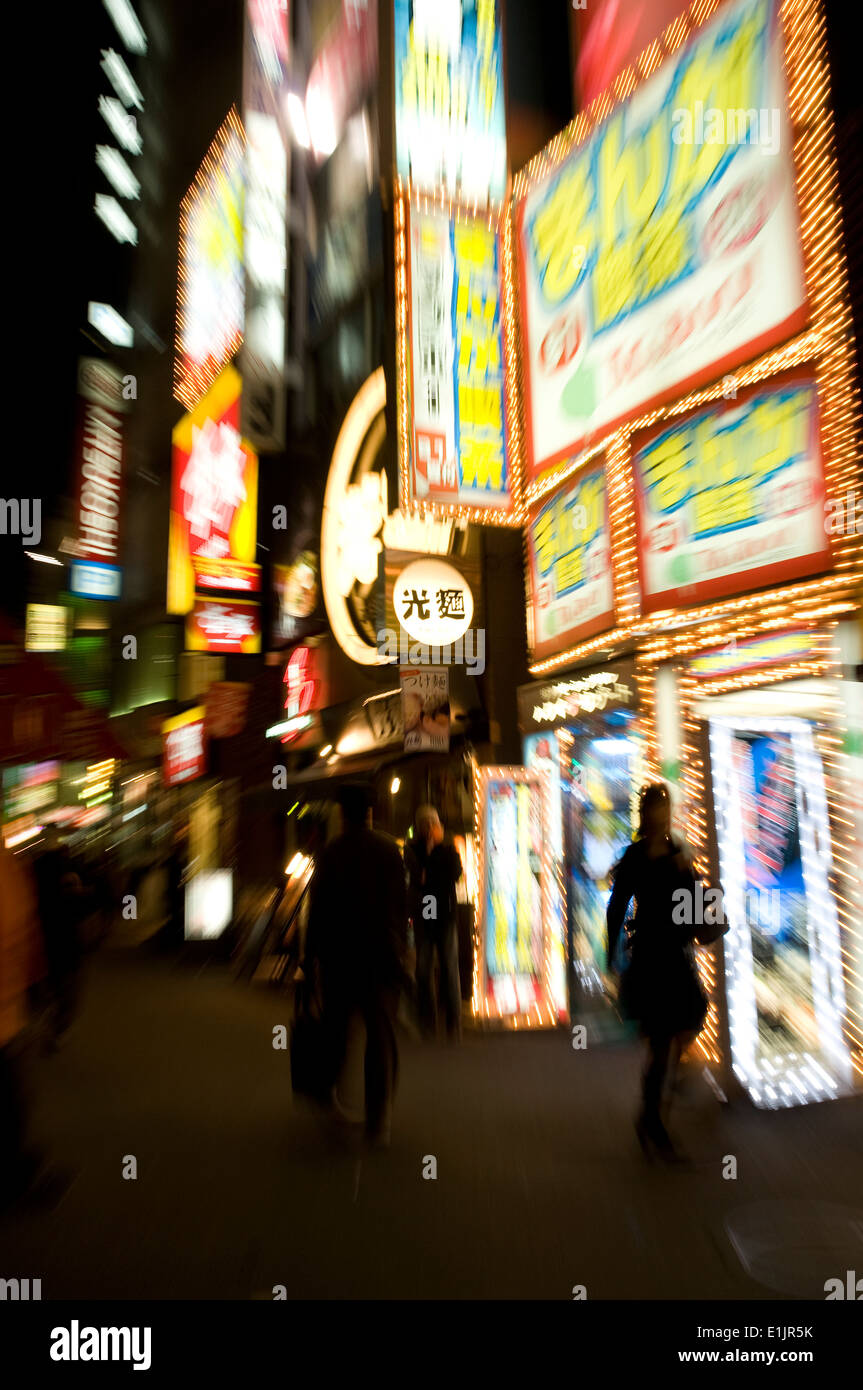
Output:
[{"xmin": 401, "ymin": 668, "xmax": 450, "ymax": 751}]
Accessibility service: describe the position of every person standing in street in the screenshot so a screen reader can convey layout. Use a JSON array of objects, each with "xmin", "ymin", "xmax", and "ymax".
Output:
[
  {"xmin": 606, "ymin": 783, "xmax": 712, "ymax": 1163},
  {"xmin": 304, "ymin": 784, "xmax": 409, "ymax": 1146},
  {"xmin": 0, "ymin": 843, "xmax": 47, "ymax": 1207},
  {"xmin": 404, "ymin": 804, "xmax": 463, "ymax": 1043},
  {"xmin": 32, "ymin": 827, "xmax": 92, "ymax": 1049}
]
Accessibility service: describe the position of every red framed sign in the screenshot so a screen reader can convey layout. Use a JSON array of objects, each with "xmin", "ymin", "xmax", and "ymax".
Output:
[{"xmin": 632, "ymin": 372, "xmax": 832, "ymax": 614}]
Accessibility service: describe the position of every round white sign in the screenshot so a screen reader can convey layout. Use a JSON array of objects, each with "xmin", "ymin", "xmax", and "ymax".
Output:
[{"xmin": 394, "ymin": 557, "xmax": 474, "ymax": 646}]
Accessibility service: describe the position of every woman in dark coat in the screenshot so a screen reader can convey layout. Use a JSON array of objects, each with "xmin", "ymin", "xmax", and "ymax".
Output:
[{"xmin": 606, "ymin": 783, "xmax": 710, "ymax": 1161}]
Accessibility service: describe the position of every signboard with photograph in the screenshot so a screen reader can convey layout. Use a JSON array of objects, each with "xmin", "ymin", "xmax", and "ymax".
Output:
[
  {"xmin": 516, "ymin": 0, "xmax": 808, "ymax": 479},
  {"xmin": 526, "ymin": 460, "xmax": 614, "ymax": 658},
  {"xmin": 401, "ymin": 667, "xmax": 450, "ymax": 751},
  {"xmin": 632, "ymin": 375, "xmax": 831, "ymax": 613}
]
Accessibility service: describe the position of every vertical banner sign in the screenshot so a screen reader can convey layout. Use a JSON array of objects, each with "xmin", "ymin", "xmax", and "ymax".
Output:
[
  {"xmin": 483, "ymin": 773, "xmax": 545, "ymax": 1016},
  {"xmin": 517, "ymin": 0, "xmax": 808, "ymax": 480},
  {"xmin": 242, "ymin": 0, "xmax": 290, "ymax": 451},
  {"xmin": 394, "ymin": 0, "xmax": 507, "ymax": 203},
  {"xmin": 75, "ymin": 359, "xmax": 127, "ymax": 596},
  {"xmin": 174, "ymin": 109, "xmax": 245, "ymax": 411},
  {"xmin": 527, "ymin": 461, "xmax": 614, "ymax": 659},
  {"xmin": 633, "ymin": 376, "xmax": 831, "ymax": 613},
  {"xmin": 162, "ymin": 707, "xmax": 207, "ymax": 787},
  {"xmin": 400, "ymin": 667, "xmax": 450, "ymax": 751},
  {"xmin": 168, "ymin": 365, "xmax": 260, "ymax": 615},
  {"xmin": 408, "ymin": 205, "xmax": 511, "ymax": 513}
]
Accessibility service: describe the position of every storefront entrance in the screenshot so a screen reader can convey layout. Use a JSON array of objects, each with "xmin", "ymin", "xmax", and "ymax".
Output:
[
  {"xmin": 519, "ymin": 662, "xmax": 642, "ymax": 1023},
  {"xmin": 696, "ymin": 684, "xmax": 854, "ymax": 1106}
]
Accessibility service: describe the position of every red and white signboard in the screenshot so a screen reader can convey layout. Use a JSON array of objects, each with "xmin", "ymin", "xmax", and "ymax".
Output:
[
  {"xmin": 168, "ymin": 365, "xmax": 259, "ymax": 615},
  {"xmin": 163, "ymin": 707, "xmax": 207, "ymax": 787},
  {"xmin": 185, "ymin": 598, "xmax": 262, "ymax": 654},
  {"xmin": 75, "ymin": 358, "xmax": 126, "ymax": 568},
  {"xmin": 632, "ymin": 374, "xmax": 831, "ymax": 613}
]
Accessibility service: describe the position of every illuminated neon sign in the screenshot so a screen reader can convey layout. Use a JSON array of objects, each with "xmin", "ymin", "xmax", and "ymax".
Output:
[
  {"xmin": 517, "ymin": 0, "xmax": 808, "ymax": 478},
  {"xmin": 406, "ymin": 204, "xmax": 511, "ymax": 513},
  {"xmin": 526, "ymin": 461, "xmax": 614, "ymax": 658},
  {"xmin": 394, "ymin": 0, "xmax": 507, "ymax": 203},
  {"xmin": 633, "ymin": 376, "xmax": 831, "ymax": 612}
]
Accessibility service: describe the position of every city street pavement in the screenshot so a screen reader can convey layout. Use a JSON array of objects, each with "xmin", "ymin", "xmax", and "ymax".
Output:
[{"xmin": 2, "ymin": 949, "xmax": 862, "ymax": 1301}]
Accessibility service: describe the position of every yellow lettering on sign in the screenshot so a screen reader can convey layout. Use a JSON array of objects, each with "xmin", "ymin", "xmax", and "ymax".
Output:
[
  {"xmin": 454, "ymin": 223, "xmax": 495, "ymax": 271},
  {"xmin": 458, "ymin": 329, "xmax": 500, "ymax": 376},
  {"xmin": 459, "ymin": 384, "xmax": 502, "ymax": 432},
  {"xmin": 555, "ymin": 550, "xmax": 584, "ymax": 593},
  {"xmin": 644, "ymin": 432, "xmax": 691, "ymax": 512},
  {"xmin": 638, "ymin": 206, "xmax": 690, "ymax": 298},
  {"xmin": 693, "ymin": 478, "xmax": 758, "ymax": 534},
  {"xmin": 530, "ymin": 159, "xmax": 594, "ymax": 304},
  {"xmin": 461, "ymin": 437, "xmax": 504, "ymax": 492},
  {"xmin": 597, "ymin": 110, "xmax": 666, "ymax": 251},
  {"xmin": 742, "ymin": 393, "xmax": 809, "ymax": 479},
  {"xmin": 532, "ymin": 508, "xmax": 557, "ymax": 572}
]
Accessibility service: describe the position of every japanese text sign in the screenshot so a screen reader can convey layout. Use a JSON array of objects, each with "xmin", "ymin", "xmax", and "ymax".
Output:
[
  {"xmin": 168, "ymin": 365, "xmax": 259, "ymax": 615},
  {"xmin": 633, "ymin": 375, "xmax": 831, "ymax": 612},
  {"xmin": 407, "ymin": 205, "xmax": 512, "ymax": 514},
  {"xmin": 395, "ymin": 0, "xmax": 507, "ymax": 203},
  {"xmin": 517, "ymin": 0, "xmax": 807, "ymax": 479},
  {"xmin": 527, "ymin": 461, "xmax": 614, "ymax": 658}
]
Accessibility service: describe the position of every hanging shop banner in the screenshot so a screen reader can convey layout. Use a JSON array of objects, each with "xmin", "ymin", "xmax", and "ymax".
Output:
[
  {"xmin": 517, "ymin": 0, "xmax": 808, "ymax": 480},
  {"xmin": 75, "ymin": 358, "xmax": 127, "ymax": 585},
  {"xmin": 185, "ymin": 598, "xmax": 262, "ymax": 654},
  {"xmin": 241, "ymin": 0, "xmax": 291, "ymax": 452},
  {"xmin": 526, "ymin": 461, "xmax": 614, "ymax": 659},
  {"xmin": 394, "ymin": 0, "xmax": 507, "ymax": 204},
  {"xmin": 174, "ymin": 109, "xmax": 245, "ymax": 412},
  {"xmin": 633, "ymin": 375, "xmax": 831, "ymax": 613},
  {"xmin": 162, "ymin": 706, "xmax": 207, "ymax": 787},
  {"xmin": 400, "ymin": 666, "xmax": 450, "ymax": 751},
  {"xmin": 406, "ymin": 204, "xmax": 512, "ymax": 514},
  {"xmin": 168, "ymin": 365, "xmax": 259, "ymax": 615}
]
